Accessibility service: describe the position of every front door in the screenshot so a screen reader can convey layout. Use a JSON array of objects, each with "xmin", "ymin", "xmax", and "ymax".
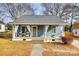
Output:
[{"xmin": 32, "ymin": 26, "xmax": 37, "ymax": 37}]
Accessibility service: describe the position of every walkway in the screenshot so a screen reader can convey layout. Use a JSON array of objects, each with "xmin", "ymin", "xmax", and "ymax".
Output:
[
  {"xmin": 72, "ymin": 40, "xmax": 79, "ymax": 48},
  {"xmin": 31, "ymin": 44, "xmax": 43, "ymax": 56}
]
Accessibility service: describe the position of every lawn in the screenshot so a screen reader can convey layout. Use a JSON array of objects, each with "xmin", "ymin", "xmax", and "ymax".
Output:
[
  {"xmin": 0, "ymin": 39, "xmax": 32, "ymax": 56},
  {"xmin": 42, "ymin": 43, "xmax": 79, "ymax": 56}
]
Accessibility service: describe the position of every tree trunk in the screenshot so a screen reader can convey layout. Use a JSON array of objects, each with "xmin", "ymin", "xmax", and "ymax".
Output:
[
  {"xmin": 69, "ymin": 13, "xmax": 73, "ymax": 32},
  {"xmin": 69, "ymin": 20, "xmax": 72, "ymax": 32}
]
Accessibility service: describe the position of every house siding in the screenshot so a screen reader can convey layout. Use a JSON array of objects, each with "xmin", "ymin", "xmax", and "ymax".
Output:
[
  {"xmin": 37, "ymin": 25, "xmax": 44, "ymax": 37},
  {"xmin": 47, "ymin": 25, "xmax": 62, "ymax": 36},
  {"xmin": 47, "ymin": 25, "xmax": 51, "ymax": 32},
  {"xmin": 14, "ymin": 25, "xmax": 63, "ymax": 40},
  {"xmin": 47, "ymin": 25, "xmax": 56, "ymax": 36},
  {"xmin": 0, "ymin": 24, "xmax": 5, "ymax": 32}
]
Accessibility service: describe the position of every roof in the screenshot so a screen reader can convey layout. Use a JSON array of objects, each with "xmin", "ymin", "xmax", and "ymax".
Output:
[
  {"xmin": 72, "ymin": 23, "xmax": 79, "ymax": 29},
  {"xmin": 10, "ymin": 15, "xmax": 66, "ymax": 25},
  {"xmin": 0, "ymin": 21, "xmax": 5, "ymax": 24}
]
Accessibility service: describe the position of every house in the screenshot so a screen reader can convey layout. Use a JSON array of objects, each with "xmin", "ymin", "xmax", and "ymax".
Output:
[
  {"xmin": 72, "ymin": 23, "xmax": 79, "ymax": 37},
  {"xmin": 10, "ymin": 15, "xmax": 66, "ymax": 42},
  {"xmin": 0, "ymin": 21, "xmax": 6, "ymax": 32}
]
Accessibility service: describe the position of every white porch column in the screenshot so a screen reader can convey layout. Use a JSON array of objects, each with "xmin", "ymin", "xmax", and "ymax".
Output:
[
  {"xmin": 44, "ymin": 25, "xmax": 49, "ymax": 39},
  {"xmin": 12, "ymin": 25, "xmax": 18, "ymax": 40},
  {"xmin": 15, "ymin": 25, "xmax": 19, "ymax": 37},
  {"xmin": 27, "ymin": 25, "xmax": 31, "ymax": 37},
  {"xmin": 60, "ymin": 25, "xmax": 65, "ymax": 36},
  {"xmin": 12, "ymin": 25, "xmax": 15, "ymax": 40}
]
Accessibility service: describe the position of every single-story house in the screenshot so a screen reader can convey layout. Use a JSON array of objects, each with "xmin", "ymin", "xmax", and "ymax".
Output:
[
  {"xmin": 0, "ymin": 21, "xmax": 6, "ymax": 32},
  {"xmin": 10, "ymin": 15, "xmax": 66, "ymax": 42},
  {"xmin": 72, "ymin": 23, "xmax": 79, "ymax": 37}
]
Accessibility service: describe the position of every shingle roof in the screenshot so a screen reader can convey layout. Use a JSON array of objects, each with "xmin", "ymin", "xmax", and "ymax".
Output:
[{"xmin": 10, "ymin": 15, "xmax": 66, "ymax": 25}]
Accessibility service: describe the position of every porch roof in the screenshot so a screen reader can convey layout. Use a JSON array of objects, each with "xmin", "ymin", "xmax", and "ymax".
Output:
[{"xmin": 10, "ymin": 15, "xmax": 67, "ymax": 25}]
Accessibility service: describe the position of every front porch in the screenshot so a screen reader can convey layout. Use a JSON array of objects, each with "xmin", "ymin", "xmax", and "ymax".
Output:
[{"xmin": 12, "ymin": 24, "xmax": 65, "ymax": 42}]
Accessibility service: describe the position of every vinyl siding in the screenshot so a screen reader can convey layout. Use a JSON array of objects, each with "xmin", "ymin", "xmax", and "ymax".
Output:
[{"xmin": 37, "ymin": 25, "xmax": 44, "ymax": 37}]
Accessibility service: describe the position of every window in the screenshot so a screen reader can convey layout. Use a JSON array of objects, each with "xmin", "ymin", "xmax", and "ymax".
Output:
[{"xmin": 51, "ymin": 25, "xmax": 56, "ymax": 33}]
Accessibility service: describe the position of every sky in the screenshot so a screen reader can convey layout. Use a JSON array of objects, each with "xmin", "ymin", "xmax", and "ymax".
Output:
[
  {"xmin": 0, "ymin": 3, "xmax": 44, "ymax": 23},
  {"xmin": 31, "ymin": 3, "xmax": 44, "ymax": 15},
  {"xmin": 0, "ymin": 3, "xmax": 78, "ymax": 24}
]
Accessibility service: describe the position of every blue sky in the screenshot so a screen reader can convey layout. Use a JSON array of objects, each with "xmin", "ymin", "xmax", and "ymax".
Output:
[
  {"xmin": 31, "ymin": 3, "xmax": 44, "ymax": 15},
  {"xmin": 4, "ymin": 3, "xmax": 45, "ymax": 23},
  {"xmin": 0, "ymin": 3, "xmax": 44, "ymax": 23}
]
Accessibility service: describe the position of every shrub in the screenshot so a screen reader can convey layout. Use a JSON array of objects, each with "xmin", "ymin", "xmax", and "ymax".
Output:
[
  {"xmin": 61, "ymin": 32, "xmax": 73, "ymax": 44},
  {"xmin": 7, "ymin": 24, "xmax": 12, "ymax": 30},
  {"xmin": 64, "ymin": 31, "xmax": 73, "ymax": 37},
  {"xmin": 61, "ymin": 37, "xmax": 68, "ymax": 44}
]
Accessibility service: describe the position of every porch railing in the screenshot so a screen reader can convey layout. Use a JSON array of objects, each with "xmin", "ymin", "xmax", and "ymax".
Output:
[{"xmin": 16, "ymin": 32, "xmax": 30, "ymax": 37}]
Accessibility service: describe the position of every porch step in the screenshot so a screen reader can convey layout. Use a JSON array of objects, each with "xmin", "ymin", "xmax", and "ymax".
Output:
[
  {"xmin": 32, "ymin": 40, "xmax": 44, "ymax": 44},
  {"xmin": 32, "ymin": 37, "xmax": 44, "ymax": 40}
]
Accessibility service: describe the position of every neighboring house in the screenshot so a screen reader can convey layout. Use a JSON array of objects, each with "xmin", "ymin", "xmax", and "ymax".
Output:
[
  {"xmin": 0, "ymin": 21, "xmax": 6, "ymax": 32},
  {"xmin": 10, "ymin": 15, "xmax": 66, "ymax": 42},
  {"xmin": 72, "ymin": 23, "xmax": 79, "ymax": 37}
]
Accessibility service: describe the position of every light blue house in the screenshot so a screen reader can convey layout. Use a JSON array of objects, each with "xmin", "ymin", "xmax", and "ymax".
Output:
[{"xmin": 10, "ymin": 15, "xmax": 66, "ymax": 42}]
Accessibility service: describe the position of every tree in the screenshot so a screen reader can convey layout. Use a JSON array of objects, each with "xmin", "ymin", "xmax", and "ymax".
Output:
[
  {"xmin": 42, "ymin": 3, "xmax": 79, "ymax": 32},
  {"xmin": 0, "ymin": 3, "xmax": 34, "ymax": 22},
  {"xmin": 41, "ymin": 3, "xmax": 64, "ymax": 17},
  {"xmin": 63, "ymin": 4, "xmax": 79, "ymax": 32}
]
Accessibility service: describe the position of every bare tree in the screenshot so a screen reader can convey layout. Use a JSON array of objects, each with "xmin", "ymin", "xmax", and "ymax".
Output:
[
  {"xmin": 42, "ymin": 3, "xmax": 79, "ymax": 32},
  {"xmin": 41, "ymin": 3, "xmax": 64, "ymax": 17},
  {"xmin": 63, "ymin": 4, "xmax": 79, "ymax": 32},
  {"xmin": 0, "ymin": 3, "xmax": 34, "ymax": 21}
]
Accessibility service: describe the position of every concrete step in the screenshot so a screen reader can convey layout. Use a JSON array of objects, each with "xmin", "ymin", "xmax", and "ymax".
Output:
[{"xmin": 32, "ymin": 37, "xmax": 44, "ymax": 40}]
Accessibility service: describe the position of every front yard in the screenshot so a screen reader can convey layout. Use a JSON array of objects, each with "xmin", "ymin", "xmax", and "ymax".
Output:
[
  {"xmin": 43, "ymin": 43, "xmax": 79, "ymax": 56},
  {"xmin": 0, "ymin": 38, "xmax": 32, "ymax": 56},
  {"xmin": 0, "ymin": 31, "xmax": 79, "ymax": 56},
  {"xmin": 0, "ymin": 31, "xmax": 12, "ymax": 39}
]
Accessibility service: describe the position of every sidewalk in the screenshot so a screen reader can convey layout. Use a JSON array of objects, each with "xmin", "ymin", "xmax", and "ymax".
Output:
[
  {"xmin": 72, "ymin": 40, "xmax": 79, "ymax": 48},
  {"xmin": 31, "ymin": 44, "xmax": 43, "ymax": 56}
]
